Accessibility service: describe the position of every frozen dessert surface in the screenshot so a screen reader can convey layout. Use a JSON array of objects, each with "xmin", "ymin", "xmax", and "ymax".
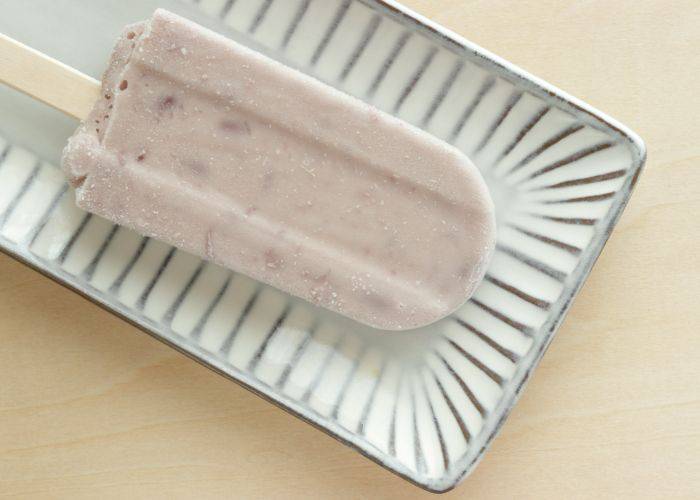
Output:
[{"xmin": 62, "ymin": 9, "xmax": 496, "ymax": 330}]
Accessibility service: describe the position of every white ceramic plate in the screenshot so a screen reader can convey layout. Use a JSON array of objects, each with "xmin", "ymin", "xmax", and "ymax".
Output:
[{"xmin": 0, "ymin": 0, "xmax": 645, "ymax": 492}]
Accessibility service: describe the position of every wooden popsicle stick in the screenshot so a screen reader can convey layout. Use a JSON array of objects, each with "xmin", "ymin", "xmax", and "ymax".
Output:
[{"xmin": 0, "ymin": 33, "xmax": 100, "ymax": 121}]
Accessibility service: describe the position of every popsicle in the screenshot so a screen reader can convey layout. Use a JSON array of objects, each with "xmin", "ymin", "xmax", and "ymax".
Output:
[{"xmin": 3, "ymin": 9, "xmax": 496, "ymax": 330}]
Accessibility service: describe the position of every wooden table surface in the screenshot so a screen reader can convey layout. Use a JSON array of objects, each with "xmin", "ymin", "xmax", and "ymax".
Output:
[{"xmin": 1, "ymin": 1, "xmax": 699, "ymax": 498}]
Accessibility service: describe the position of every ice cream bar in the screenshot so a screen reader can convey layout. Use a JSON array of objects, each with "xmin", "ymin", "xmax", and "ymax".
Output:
[{"xmin": 61, "ymin": 9, "xmax": 496, "ymax": 331}]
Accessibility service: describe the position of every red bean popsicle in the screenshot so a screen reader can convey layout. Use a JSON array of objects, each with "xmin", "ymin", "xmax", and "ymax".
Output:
[{"xmin": 5, "ymin": 9, "xmax": 496, "ymax": 330}]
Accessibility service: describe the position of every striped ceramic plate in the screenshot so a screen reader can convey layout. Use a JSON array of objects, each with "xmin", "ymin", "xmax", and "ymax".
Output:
[{"xmin": 0, "ymin": 0, "xmax": 645, "ymax": 492}]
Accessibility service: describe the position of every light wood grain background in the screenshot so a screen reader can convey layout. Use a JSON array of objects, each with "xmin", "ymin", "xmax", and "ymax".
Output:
[{"xmin": 1, "ymin": 1, "xmax": 699, "ymax": 498}]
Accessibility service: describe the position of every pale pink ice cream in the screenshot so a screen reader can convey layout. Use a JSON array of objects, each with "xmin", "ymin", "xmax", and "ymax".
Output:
[{"xmin": 62, "ymin": 9, "xmax": 495, "ymax": 331}]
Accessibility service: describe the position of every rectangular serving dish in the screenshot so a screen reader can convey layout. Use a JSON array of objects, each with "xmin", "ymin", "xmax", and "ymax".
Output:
[{"xmin": 0, "ymin": 0, "xmax": 645, "ymax": 492}]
